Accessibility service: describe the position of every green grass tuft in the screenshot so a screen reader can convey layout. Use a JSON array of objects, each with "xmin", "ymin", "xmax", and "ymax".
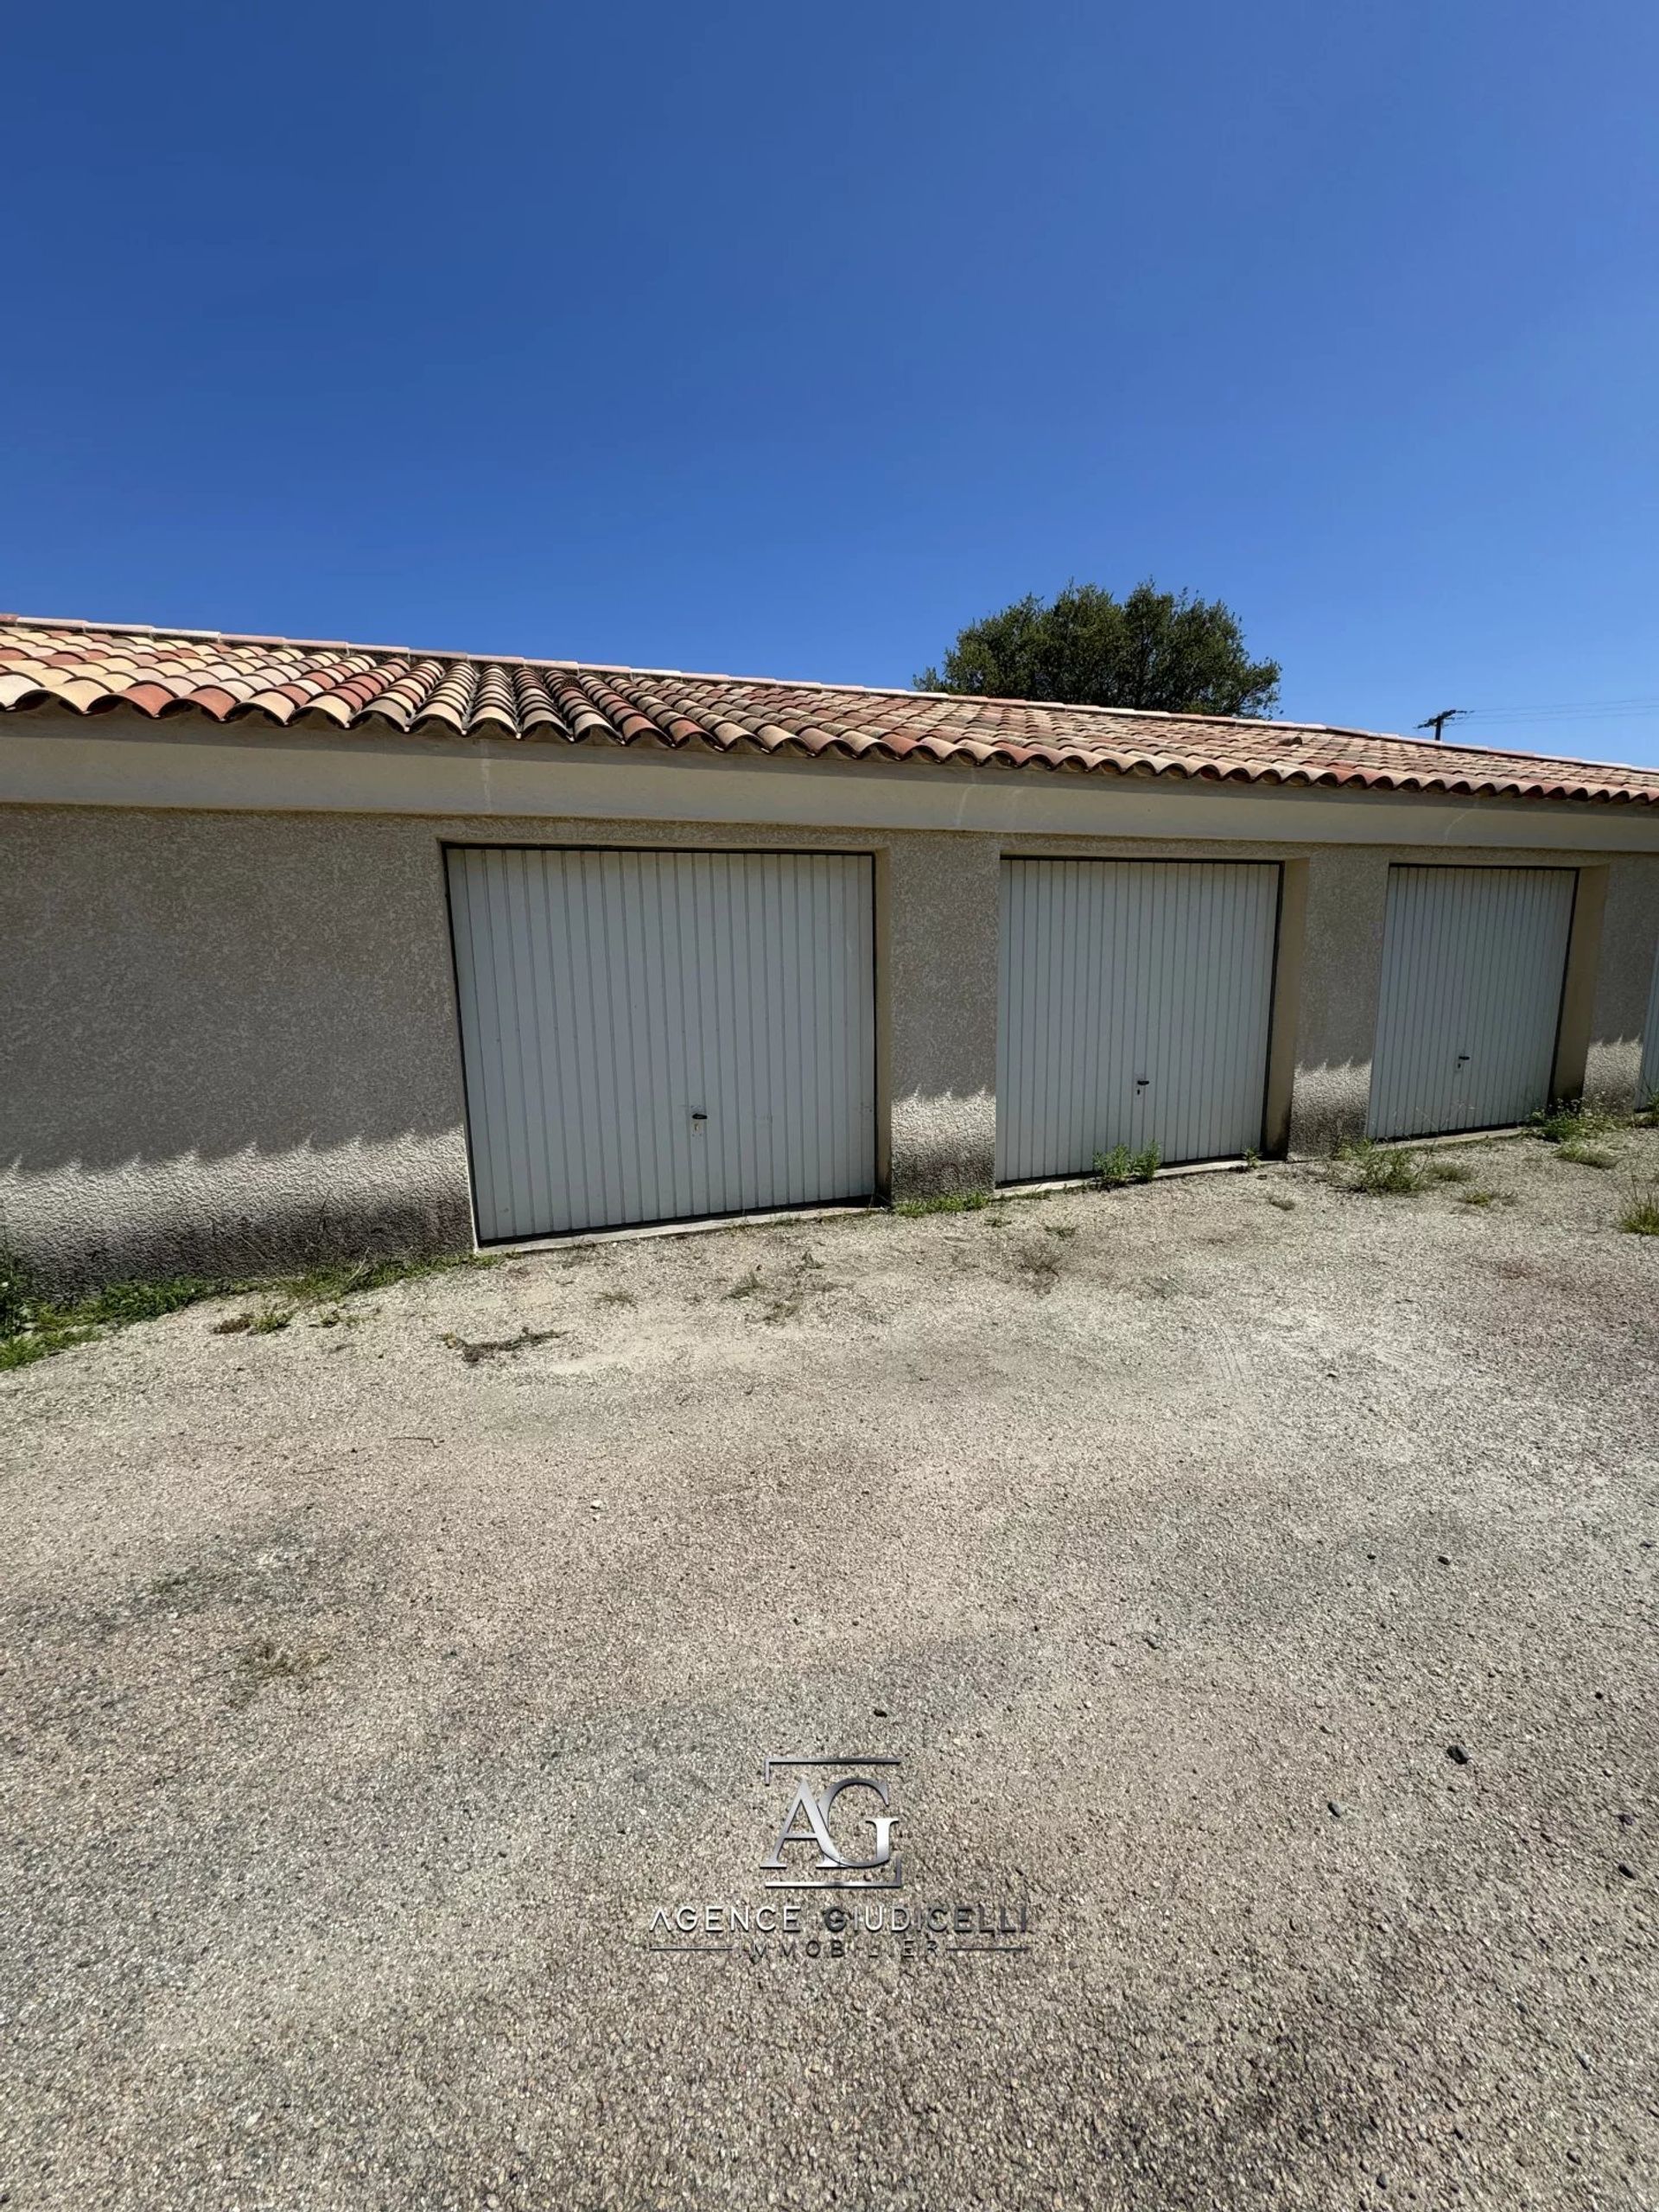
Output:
[
  {"xmin": 0, "ymin": 1262, "xmax": 32, "ymax": 1338},
  {"xmin": 1094, "ymin": 1143, "xmax": 1160, "ymax": 1189},
  {"xmin": 0, "ymin": 1324, "xmax": 99, "ymax": 1371},
  {"xmin": 1426, "ymin": 1156, "xmax": 1476, "ymax": 1184},
  {"xmin": 86, "ymin": 1277, "xmax": 219, "ymax": 1324},
  {"xmin": 1620, "ymin": 1180, "xmax": 1659, "ymax": 1236},
  {"xmin": 894, "ymin": 1190, "xmax": 993, "ymax": 1216},
  {"xmin": 1531, "ymin": 1100, "xmax": 1622, "ymax": 1146},
  {"xmin": 1336, "ymin": 1140, "xmax": 1426, "ymax": 1195},
  {"xmin": 1556, "ymin": 1139, "xmax": 1618, "ymax": 1170},
  {"xmin": 266, "ymin": 1251, "xmax": 494, "ymax": 1306},
  {"xmin": 0, "ymin": 1244, "xmax": 493, "ymax": 1373}
]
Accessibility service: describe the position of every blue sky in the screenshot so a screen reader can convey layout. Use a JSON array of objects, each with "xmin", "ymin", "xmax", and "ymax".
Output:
[{"xmin": 7, "ymin": 2, "xmax": 1659, "ymax": 762}]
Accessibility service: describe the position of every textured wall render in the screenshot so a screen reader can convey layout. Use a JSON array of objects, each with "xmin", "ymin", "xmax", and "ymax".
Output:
[
  {"xmin": 884, "ymin": 836, "xmax": 1001, "ymax": 1198},
  {"xmin": 2, "ymin": 807, "xmax": 474, "ymax": 1287},
  {"xmin": 1583, "ymin": 856, "xmax": 1659, "ymax": 1112},
  {"xmin": 1284, "ymin": 849, "xmax": 1392, "ymax": 1155},
  {"xmin": 6, "ymin": 801, "xmax": 1658, "ymax": 1285}
]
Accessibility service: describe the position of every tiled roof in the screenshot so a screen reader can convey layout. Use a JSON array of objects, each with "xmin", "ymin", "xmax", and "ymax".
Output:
[{"xmin": 3, "ymin": 613, "xmax": 1656, "ymax": 806}]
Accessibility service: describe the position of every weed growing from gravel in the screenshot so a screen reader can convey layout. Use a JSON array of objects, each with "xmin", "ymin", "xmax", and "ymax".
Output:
[
  {"xmin": 1532, "ymin": 1101, "xmax": 1623, "ymax": 1146},
  {"xmin": 1094, "ymin": 1144, "xmax": 1160, "ymax": 1188},
  {"xmin": 0, "ymin": 1325, "xmax": 99, "ymax": 1371},
  {"xmin": 0, "ymin": 1256, "xmax": 29, "ymax": 1338},
  {"xmin": 0, "ymin": 1245, "xmax": 494, "ymax": 1372},
  {"xmin": 0, "ymin": 1257, "xmax": 219, "ymax": 1370},
  {"xmin": 1426, "ymin": 1156, "xmax": 1476, "ymax": 1184},
  {"xmin": 1267, "ymin": 1192, "xmax": 1297, "ymax": 1212},
  {"xmin": 726, "ymin": 1250, "xmax": 834, "ymax": 1326},
  {"xmin": 894, "ymin": 1191, "xmax": 992, "ymax": 1216},
  {"xmin": 273, "ymin": 1253, "xmax": 494, "ymax": 1305},
  {"xmin": 1337, "ymin": 1141, "xmax": 1426, "ymax": 1195},
  {"xmin": 1015, "ymin": 1243, "xmax": 1062, "ymax": 1292},
  {"xmin": 1557, "ymin": 1140, "xmax": 1618, "ymax": 1170},
  {"xmin": 1620, "ymin": 1181, "xmax": 1659, "ymax": 1236},
  {"xmin": 596, "ymin": 1287, "xmax": 638, "ymax": 1307}
]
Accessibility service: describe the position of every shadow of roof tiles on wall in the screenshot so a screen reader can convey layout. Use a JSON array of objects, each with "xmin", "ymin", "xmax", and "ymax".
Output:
[{"xmin": 1, "ymin": 613, "xmax": 1656, "ymax": 806}]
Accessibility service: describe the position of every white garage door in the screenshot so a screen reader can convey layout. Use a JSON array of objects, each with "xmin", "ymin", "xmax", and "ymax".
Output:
[
  {"xmin": 448, "ymin": 847, "xmax": 876, "ymax": 1240},
  {"xmin": 997, "ymin": 859, "xmax": 1281, "ymax": 1182},
  {"xmin": 1367, "ymin": 865, "xmax": 1575, "ymax": 1141}
]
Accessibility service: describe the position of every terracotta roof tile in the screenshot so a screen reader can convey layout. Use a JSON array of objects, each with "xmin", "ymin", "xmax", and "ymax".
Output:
[{"xmin": 1, "ymin": 613, "xmax": 1656, "ymax": 807}]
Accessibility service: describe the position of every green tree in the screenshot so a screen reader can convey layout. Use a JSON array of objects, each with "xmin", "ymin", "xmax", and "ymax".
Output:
[{"xmin": 916, "ymin": 581, "xmax": 1281, "ymax": 717}]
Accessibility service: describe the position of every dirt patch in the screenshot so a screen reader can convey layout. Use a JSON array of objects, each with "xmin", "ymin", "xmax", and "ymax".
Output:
[
  {"xmin": 440, "ymin": 1324, "xmax": 567, "ymax": 1365},
  {"xmin": 3, "ymin": 1130, "xmax": 1657, "ymax": 2210}
]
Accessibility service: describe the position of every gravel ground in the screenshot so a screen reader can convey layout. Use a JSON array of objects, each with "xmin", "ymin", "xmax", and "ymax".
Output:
[{"xmin": 3, "ymin": 1131, "xmax": 1658, "ymax": 2212}]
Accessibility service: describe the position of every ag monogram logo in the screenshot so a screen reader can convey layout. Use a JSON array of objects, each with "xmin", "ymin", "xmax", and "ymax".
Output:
[
  {"xmin": 645, "ymin": 1748, "xmax": 1030, "ymax": 1961},
  {"xmin": 760, "ymin": 1753, "xmax": 902, "ymax": 1891}
]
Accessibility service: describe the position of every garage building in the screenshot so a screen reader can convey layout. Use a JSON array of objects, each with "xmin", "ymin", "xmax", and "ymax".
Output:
[{"xmin": 3, "ymin": 614, "xmax": 1658, "ymax": 1286}]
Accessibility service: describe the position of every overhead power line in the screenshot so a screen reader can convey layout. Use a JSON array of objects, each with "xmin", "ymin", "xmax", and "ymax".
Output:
[{"xmin": 1457, "ymin": 697, "xmax": 1659, "ymax": 728}]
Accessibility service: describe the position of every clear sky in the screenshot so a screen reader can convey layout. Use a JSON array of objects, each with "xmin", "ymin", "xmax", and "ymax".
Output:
[{"xmin": 7, "ymin": 2, "xmax": 1659, "ymax": 763}]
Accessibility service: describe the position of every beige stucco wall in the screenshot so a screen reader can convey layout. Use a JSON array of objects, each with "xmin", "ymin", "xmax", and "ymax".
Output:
[
  {"xmin": 1284, "ymin": 849, "xmax": 1393, "ymax": 1154},
  {"xmin": 1583, "ymin": 856, "xmax": 1659, "ymax": 1111},
  {"xmin": 2, "ymin": 807, "xmax": 474, "ymax": 1287},
  {"xmin": 885, "ymin": 836, "xmax": 1001, "ymax": 1197},
  {"xmin": 5, "ymin": 717, "xmax": 1659, "ymax": 1286}
]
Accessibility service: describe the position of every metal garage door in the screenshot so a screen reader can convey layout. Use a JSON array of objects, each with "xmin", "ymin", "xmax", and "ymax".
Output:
[
  {"xmin": 1367, "ymin": 866, "xmax": 1576, "ymax": 1141},
  {"xmin": 997, "ymin": 859, "xmax": 1281, "ymax": 1182},
  {"xmin": 447, "ymin": 847, "xmax": 876, "ymax": 1240},
  {"xmin": 1641, "ymin": 943, "xmax": 1659, "ymax": 1109}
]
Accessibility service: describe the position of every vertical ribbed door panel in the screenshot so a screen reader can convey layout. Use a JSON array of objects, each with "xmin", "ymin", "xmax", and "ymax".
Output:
[
  {"xmin": 1366, "ymin": 865, "xmax": 1576, "ymax": 1141},
  {"xmin": 447, "ymin": 848, "xmax": 876, "ymax": 1239},
  {"xmin": 996, "ymin": 859, "xmax": 1281, "ymax": 1181}
]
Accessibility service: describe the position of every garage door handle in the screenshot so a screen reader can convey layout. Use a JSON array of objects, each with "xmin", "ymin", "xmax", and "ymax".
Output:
[
  {"xmin": 1455, "ymin": 1053, "xmax": 1471, "ymax": 1067},
  {"xmin": 691, "ymin": 1110, "xmax": 708, "ymax": 1122},
  {"xmin": 1135, "ymin": 1077, "xmax": 1150, "ymax": 1090}
]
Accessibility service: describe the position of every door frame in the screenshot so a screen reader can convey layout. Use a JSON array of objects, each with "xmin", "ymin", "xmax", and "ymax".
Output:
[
  {"xmin": 441, "ymin": 840, "xmax": 882, "ymax": 1242},
  {"xmin": 1364, "ymin": 861, "xmax": 1580, "ymax": 1142},
  {"xmin": 994, "ymin": 854, "xmax": 1287, "ymax": 1184}
]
